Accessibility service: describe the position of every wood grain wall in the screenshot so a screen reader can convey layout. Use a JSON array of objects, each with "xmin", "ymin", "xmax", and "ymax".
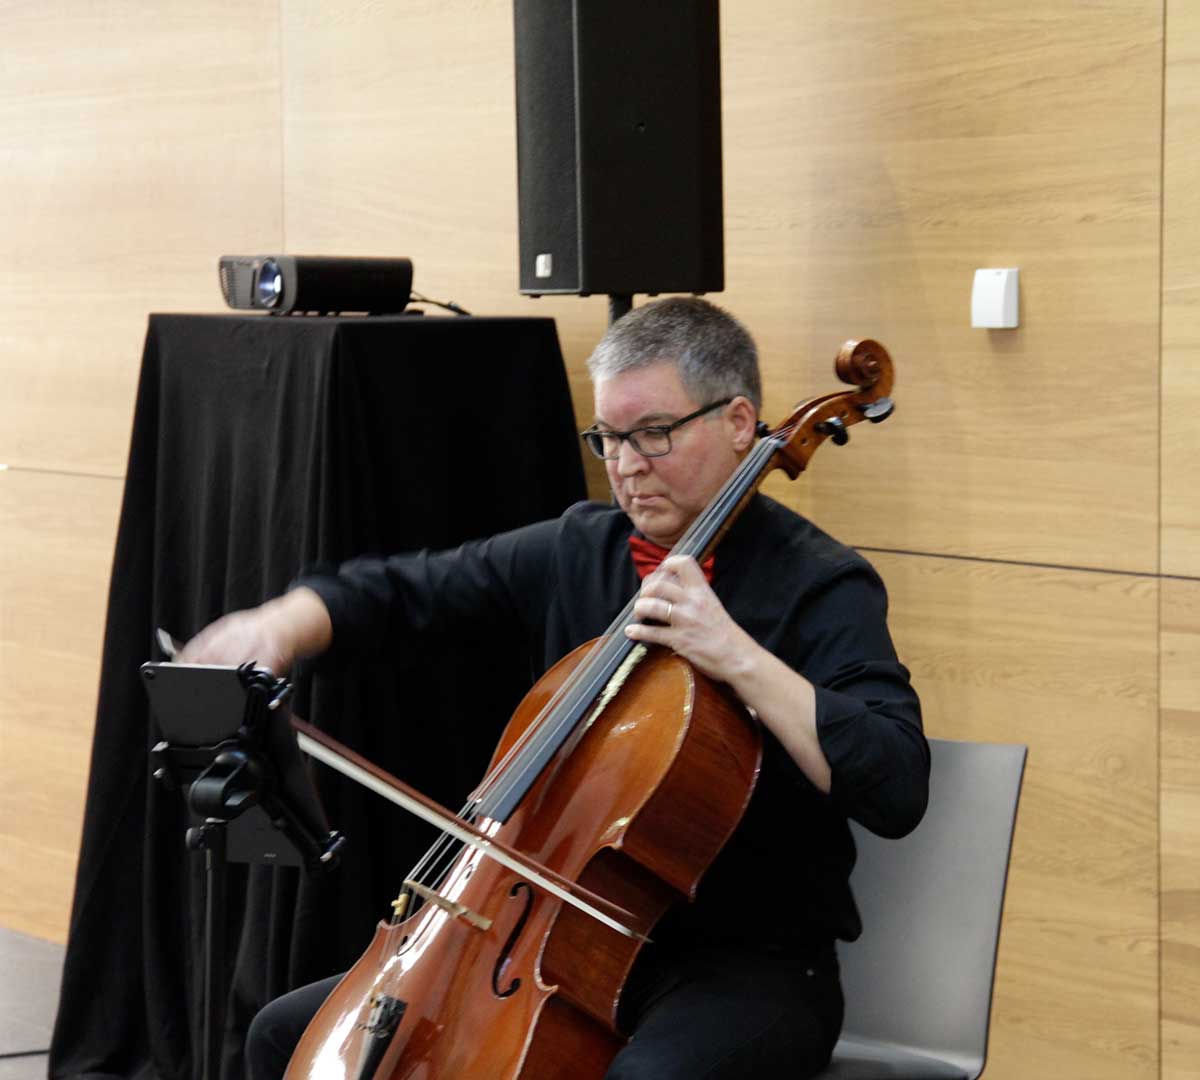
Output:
[
  {"xmin": 0, "ymin": 2, "xmax": 1194, "ymax": 1076},
  {"xmin": 0, "ymin": 0, "xmax": 283, "ymax": 941},
  {"xmin": 1163, "ymin": 2, "xmax": 1200, "ymax": 1076}
]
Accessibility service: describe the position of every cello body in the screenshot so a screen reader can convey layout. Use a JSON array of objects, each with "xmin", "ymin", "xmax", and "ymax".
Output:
[{"xmin": 286, "ymin": 640, "xmax": 761, "ymax": 1080}]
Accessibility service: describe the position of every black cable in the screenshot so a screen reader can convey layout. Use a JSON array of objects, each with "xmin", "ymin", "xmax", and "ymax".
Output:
[{"xmin": 409, "ymin": 291, "xmax": 471, "ymax": 316}]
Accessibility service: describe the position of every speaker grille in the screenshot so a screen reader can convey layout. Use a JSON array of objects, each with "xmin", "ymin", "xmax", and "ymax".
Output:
[
  {"xmin": 515, "ymin": 0, "xmax": 581, "ymax": 293},
  {"xmin": 514, "ymin": 0, "xmax": 723, "ymax": 297}
]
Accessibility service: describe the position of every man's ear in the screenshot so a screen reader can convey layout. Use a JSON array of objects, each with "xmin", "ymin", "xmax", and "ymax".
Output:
[{"xmin": 728, "ymin": 396, "xmax": 759, "ymax": 452}]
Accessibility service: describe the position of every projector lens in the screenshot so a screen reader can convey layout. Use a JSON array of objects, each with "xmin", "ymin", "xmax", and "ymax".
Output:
[{"xmin": 256, "ymin": 260, "xmax": 283, "ymax": 308}]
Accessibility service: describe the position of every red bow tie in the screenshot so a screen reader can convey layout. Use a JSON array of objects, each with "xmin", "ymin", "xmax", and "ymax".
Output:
[{"xmin": 628, "ymin": 535, "xmax": 715, "ymax": 582}]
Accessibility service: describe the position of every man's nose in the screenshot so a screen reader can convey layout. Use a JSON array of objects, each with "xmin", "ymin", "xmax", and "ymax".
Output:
[{"xmin": 616, "ymin": 438, "xmax": 649, "ymax": 474}]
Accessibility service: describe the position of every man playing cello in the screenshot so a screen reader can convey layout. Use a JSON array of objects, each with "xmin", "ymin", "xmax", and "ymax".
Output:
[{"xmin": 181, "ymin": 297, "xmax": 929, "ymax": 1079}]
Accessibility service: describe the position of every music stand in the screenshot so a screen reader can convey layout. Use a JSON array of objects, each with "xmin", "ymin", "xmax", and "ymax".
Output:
[{"xmin": 142, "ymin": 658, "xmax": 345, "ymax": 1080}]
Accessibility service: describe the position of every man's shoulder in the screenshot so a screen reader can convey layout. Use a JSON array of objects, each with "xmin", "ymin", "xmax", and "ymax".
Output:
[
  {"xmin": 523, "ymin": 500, "xmax": 633, "ymax": 562},
  {"xmin": 559, "ymin": 499, "xmax": 631, "ymax": 532},
  {"xmin": 750, "ymin": 495, "xmax": 876, "ymax": 580},
  {"xmin": 496, "ymin": 499, "xmax": 626, "ymax": 543},
  {"xmin": 537, "ymin": 500, "xmax": 637, "ymax": 591}
]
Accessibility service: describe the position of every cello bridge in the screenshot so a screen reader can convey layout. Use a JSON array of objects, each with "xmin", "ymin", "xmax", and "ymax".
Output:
[{"xmin": 403, "ymin": 878, "xmax": 493, "ymax": 931}]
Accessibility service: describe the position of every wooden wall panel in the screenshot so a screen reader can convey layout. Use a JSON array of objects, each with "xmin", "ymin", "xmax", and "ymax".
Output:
[
  {"xmin": 0, "ymin": 1, "xmax": 283, "ymax": 944},
  {"xmin": 870, "ymin": 550, "xmax": 1159, "ymax": 1079},
  {"xmin": 722, "ymin": 2, "xmax": 1163, "ymax": 573},
  {"xmin": 0, "ymin": 471, "xmax": 122, "ymax": 943},
  {"xmin": 281, "ymin": 1, "xmax": 1163, "ymax": 574},
  {"xmin": 0, "ymin": 1, "xmax": 284, "ymax": 476},
  {"xmin": 1163, "ymin": 0, "xmax": 1200, "ymax": 578},
  {"xmin": 1162, "ymin": 7, "xmax": 1200, "ymax": 1075},
  {"xmin": 1161, "ymin": 579, "xmax": 1200, "ymax": 1080}
]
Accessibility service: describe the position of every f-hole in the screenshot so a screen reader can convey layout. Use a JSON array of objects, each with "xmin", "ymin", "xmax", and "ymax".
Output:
[{"xmin": 492, "ymin": 881, "xmax": 533, "ymax": 998}]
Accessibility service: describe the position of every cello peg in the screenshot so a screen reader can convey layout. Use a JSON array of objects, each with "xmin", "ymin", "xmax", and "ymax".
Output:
[
  {"xmin": 860, "ymin": 397, "xmax": 894, "ymax": 423},
  {"xmin": 815, "ymin": 417, "xmax": 850, "ymax": 445}
]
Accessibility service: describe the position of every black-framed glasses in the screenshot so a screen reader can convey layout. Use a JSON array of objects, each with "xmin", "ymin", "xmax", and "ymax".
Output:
[{"xmin": 580, "ymin": 398, "xmax": 733, "ymax": 460}]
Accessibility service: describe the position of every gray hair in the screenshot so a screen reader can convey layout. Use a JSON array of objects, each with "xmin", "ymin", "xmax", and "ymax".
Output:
[{"xmin": 586, "ymin": 297, "xmax": 762, "ymax": 412}]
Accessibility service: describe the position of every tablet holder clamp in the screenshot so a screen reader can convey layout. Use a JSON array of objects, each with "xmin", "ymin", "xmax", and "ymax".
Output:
[{"xmin": 146, "ymin": 661, "xmax": 345, "ymax": 1080}]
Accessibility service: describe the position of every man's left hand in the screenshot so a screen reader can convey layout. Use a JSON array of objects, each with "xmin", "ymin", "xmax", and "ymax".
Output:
[{"xmin": 625, "ymin": 554, "xmax": 758, "ymax": 685}]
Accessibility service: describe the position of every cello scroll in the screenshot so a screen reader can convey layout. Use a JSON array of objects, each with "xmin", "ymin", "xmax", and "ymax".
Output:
[{"xmin": 769, "ymin": 339, "xmax": 895, "ymax": 479}]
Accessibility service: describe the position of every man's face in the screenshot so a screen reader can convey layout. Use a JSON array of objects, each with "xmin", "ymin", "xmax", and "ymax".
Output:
[{"xmin": 592, "ymin": 362, "xmax": 752, "ymax": 547}]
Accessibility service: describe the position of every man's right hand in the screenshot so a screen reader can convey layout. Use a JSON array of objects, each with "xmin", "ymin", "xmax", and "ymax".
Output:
[{"xmin": 176, "ymin": 587, "xmax": 334, "ymax": 675}]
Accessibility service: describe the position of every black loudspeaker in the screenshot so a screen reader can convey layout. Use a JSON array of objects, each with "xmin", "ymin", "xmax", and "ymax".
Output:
[
  {"xmin": 218, "ymin": 255, "xmax": 414, "ymax": 314},
  {"xmin": 514, "ymin": 0, "xmax": 723, "ymax": 298}
]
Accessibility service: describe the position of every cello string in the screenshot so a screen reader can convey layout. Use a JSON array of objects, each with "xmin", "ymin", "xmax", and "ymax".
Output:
[
  {"xmin": 378, "ymin": 398, "xmax": 862, "ymax": 960},
  {"xmin": 408, "ymin": 802, "xmax": 472, "ymax": 882},
  {"xmin": 393, "ymin": 428, "xmax": 789, "ymax": 917},
  {"xmin": 396, "ymin": 615, "xmax": 639, "ymax": 901},
  {"xmin": 472, "ymin": 433, "xmax": 785, "ymax": 821},
  {"xmin": 463, "ymin": 608, "xmax": 634, "ymax": 798},
  {"xmin": 472, "ymin": 433, "xmax": 783, "ymax": 818},
  {"xmin": 381, "ymin": 420, "xmax": 814, "ymax": 948},
  {"xmin": 405, "ymin": 627, "xmax": 640, "ymax": 902},
  {"xmin": 466, "ymin": 431, "xmax": 773, "ymax": 806},
  {"xmin": 468, "ymin": 606, "xmax": 636, "ymax": 804},
  {"xmin": 467, "ymin": 432, "xmax": 768, "ymax": 816}
]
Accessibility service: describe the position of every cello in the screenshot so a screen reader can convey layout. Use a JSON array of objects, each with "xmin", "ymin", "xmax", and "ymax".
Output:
[{"xmin": 284, "ymin": 339, "xmax": 895, "ymax": 1080}]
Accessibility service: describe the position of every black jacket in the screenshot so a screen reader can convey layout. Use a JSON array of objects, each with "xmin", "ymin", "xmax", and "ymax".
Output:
[{"xmin": 298, "ymin": 495, "xmax": 929, "ymax": 953}]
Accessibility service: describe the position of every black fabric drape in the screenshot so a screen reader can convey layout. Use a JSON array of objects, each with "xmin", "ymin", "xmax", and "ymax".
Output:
[{"xmin": 49, "ymin": 314, "xmax": 587, "ymax": 1080}]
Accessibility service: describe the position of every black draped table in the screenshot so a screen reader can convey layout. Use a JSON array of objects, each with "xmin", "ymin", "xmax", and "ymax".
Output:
[{"xmin": 50, "ymin": 314, "xmax": 588, "ymax": 1080}]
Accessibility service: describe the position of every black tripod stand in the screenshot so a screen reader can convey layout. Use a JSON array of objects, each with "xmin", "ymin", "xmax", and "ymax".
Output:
[{"xmin": 145, "ymin": 660, "xmax": 346, "ymax": 1080}]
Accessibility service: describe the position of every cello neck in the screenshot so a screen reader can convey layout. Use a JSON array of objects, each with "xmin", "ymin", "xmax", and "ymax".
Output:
[
  {"xmin": 475, "ymin": 337, "xmax": 896, "ymax": 822},
  {"xmin": 473, "ymin": 432, "xmax": 783, "ymax": 823},
  {"xmin": 666, "ymin": 428, "xmax": 783, "ymax": 566}
]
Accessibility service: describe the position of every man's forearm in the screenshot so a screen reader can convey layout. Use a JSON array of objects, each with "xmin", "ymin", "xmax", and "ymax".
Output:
[
  {"xmin": 726, "ymin": 642, "xmax": 832, "ymax": 794},
  {"xmin": 268, "ymin": 586, "xmax": 334, "ymax": 659},
  {"xmin": 178, "ymin": 585, "xmax": 333, "ymax": 673}
]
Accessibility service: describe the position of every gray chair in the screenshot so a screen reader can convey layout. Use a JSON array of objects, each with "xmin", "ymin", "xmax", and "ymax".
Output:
[{"xmin": 815, "ymin": 738, "xmax": 1027, "ymax": 1080}]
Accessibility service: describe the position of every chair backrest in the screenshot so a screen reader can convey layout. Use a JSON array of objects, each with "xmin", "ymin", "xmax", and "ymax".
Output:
[{"xmin": 837, "ymin": 737, "xmax": 1026, "ymax": 1076}]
